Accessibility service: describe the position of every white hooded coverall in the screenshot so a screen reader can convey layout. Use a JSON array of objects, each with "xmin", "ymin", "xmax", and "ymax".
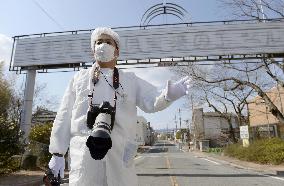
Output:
[{"xmin": 49, "ymin": 65, "xmax": 172, "ymax": 186}]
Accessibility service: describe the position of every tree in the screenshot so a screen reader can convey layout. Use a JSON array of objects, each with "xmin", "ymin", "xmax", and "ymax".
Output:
[
  {"xmin": 188, "ymin": 62, "xmax": 257, "ymax": 142},
  {"xmin": 219, "ymin": 0, "xmax": 284, "ymax": 20},
  {"xmin": 0, "ymin": 62, "xmax": 24, "ymax": 173},
  {"xmin": 0, "ymin": 116, "xmax": 24, "ymax": 174},
  {"xmin": 219, "ymin": 0, "xmax": 284, "ymax": 124},
  {"xmin": 188, "ymin": 0, "xmax": 284, "ymax": 125},
  {"xmin": 0, "ymin": 62, "xmax": 12, "ymax": 117}
]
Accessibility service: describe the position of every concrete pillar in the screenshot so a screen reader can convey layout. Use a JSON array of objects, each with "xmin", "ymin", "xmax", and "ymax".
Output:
[
  {"xmin": 193, "ymin": 108, "xmax": 205, "ymax": 139},
  {"xmin": 20, "ymin": 70, "xmax": 36, "ymax": 142}
]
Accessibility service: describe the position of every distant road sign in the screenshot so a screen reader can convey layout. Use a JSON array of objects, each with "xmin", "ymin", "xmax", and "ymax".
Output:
[{"xmin": 240, "ymin": 125, "xmax": 249, "ymax": 139}]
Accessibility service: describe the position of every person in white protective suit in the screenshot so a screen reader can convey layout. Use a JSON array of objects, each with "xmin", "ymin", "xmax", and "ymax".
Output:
[{"xmin": 48, "ymin": 27, "xmax": 191, "ymax": 186}]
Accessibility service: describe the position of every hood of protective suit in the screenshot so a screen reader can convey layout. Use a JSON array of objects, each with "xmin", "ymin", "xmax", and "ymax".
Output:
[{"xmin": 91, "ymin": 27, "xmax": 120, "ymax": 53}]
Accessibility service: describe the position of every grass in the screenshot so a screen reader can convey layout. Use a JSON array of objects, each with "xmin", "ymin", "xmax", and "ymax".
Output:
[
  {"xmin": 223, "ymin": 138, "xmax": 284, "ymax": 165},
  {"xmin": 207, "ymin": 148, "xmax": 223, "ymax": 154}
]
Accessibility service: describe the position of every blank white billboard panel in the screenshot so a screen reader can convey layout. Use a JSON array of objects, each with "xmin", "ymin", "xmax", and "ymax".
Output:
[
  {"xmin": 13, "ymin": 33, "xmax": 92, "ymax": 67},
  {"xmin": 12, "ymin": 21, "xmax": 284, "ymax": 67}
]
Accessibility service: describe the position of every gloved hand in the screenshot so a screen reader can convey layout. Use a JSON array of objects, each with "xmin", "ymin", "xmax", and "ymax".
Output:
[
  {"xmin": 48, "ymin": 155, "xmax": 65, "ymax": 178},
  {"xmin": 165, "ymin": 76, "xmax": 191, "ymax": 101}
]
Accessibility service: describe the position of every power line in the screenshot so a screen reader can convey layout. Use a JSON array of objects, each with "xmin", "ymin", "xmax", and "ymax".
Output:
[{"xmin": 32, "ymin": 0, "xmax": 65, "ymax": 31}]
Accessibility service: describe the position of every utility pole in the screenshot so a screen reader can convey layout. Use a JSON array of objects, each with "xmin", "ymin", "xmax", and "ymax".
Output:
[
  {"xmin": 191, "ymin": 94, "xmax": 196, "ymax": 149},
  {"xmin": 179, "ymin": 108, "xmax": 182, "ymax": 143},
  {"xmin": 259, "ymin": 0, "xmax": 270, "ymax": 138},
  {"xmin": 167, "ymin": 122, "xmax": 168, "ymax": 140},
  {"xmin": 175, "ymin": 114, "xmax": 177, "ymax": 132},
  {"xmin": 148, "ymin": 122, "xmax": 152, "ymax": 145},
  {"xmin": 179, "ymin": 108, "xmax": 181, "ymax": 130},
  {"xmin": 258, "ymin": 0, "xmax": 265, "ymax": 20}
]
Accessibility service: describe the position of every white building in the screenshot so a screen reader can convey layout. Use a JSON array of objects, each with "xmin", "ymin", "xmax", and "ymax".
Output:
[
  {"xmin": 192, "ymin": 108, "xmax": 239, "ymax": 147},
  {"xmin": 32, "ymin": 107, "xmax": 56, "ymax": 124},
  {"xmin": 136, "ymin": 116, "xmax": 154, "ymax": 146},
  {"xmin": 136, "ymin": 116, "xmax": 148, "ymax": 146}
]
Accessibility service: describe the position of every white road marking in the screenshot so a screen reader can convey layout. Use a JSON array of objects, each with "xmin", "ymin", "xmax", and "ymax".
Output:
[
  {"xmin": 265, "ymin": 175, "xmax": 284, "ymax": 181},
  {"xmin": 134, "ymin": 156, "xmax": 143, "ymax": 160},
  {"xmin": 181, "ymin": 149, "xmax": 189, "ymax": 153},
  {"xmin": 145, "ymin": 155, "xmax": 160, "ymax": 158},
  {"xmin": 200, "ymin": 158, "xmax": 220, "ymax": 165},
  {"xmin": 193, "ymin": 155, "xmax": 284, "ymax": 182}
]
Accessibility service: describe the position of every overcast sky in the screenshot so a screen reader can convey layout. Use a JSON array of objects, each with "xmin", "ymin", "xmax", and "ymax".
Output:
[{"xmin": 0, "ymin": 0, "xmax": 227, "ymax": 129}]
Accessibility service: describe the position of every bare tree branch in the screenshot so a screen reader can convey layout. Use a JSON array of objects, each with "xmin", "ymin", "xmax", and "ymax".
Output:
[
  {"xmin": 194, "ymin": 70, "xmax": 284, "ymax": 123},
  {"xmin": 263, "ymin": 58, "xmax": 284, "ymax": 87}
]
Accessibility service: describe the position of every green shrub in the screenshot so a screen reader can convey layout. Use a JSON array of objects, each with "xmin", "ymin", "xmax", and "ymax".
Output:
[
  {"xmin": 0, "ymin": 116, "xmax": 24, "ymax": 174},
  {"xmin": 29, "ymin": 123, "xmax": 53, "ymax": 144},
  {"xmin": 176, "ymin": 131, "xmax": 181, "ymax": 139},
  {"xmin": 224, "ymin": 138, "xmax": 284, "ymax": 165},
  {"xmin": 29, "ymin": 122, "xmax": 53, "ymax": 168},
  {"xmin": 0, "ymin": 156, "xmax": 22, "ymax": 174},
  {"xmin": 208, "ymin": 148, "xmax": 223, "ymax": 154}
]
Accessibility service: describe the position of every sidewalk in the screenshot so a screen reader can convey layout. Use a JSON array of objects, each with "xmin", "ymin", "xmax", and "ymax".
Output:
[
  {"xmin": 190, "ymin": 150, "xmax": 284, "ymax": 176},
  {"xmin": 0, "ymin": 170, "xmax": 69, "ymax": 186},
  {"xmin": 0, "ymin": 170, "xmax": 44, "ymax": 186}
]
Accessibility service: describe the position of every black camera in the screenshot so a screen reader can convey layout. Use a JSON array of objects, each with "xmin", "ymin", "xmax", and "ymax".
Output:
[
  {"xmin": 86, "ymin": 101, "xmax": 116, "ymax": 160},
  {"xmin": 43, "ymin": 168, "xmax": 61, "ymax": 186}
]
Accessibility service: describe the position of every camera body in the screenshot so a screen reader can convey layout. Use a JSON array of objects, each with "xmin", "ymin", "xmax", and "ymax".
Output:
[
  {"xmin": 86, "ymin": 101, "xmax": 116, "ymax": 160},
  {"xmin": 43, "ymin": 168, "xmax": 61, "ymax": 186},
  {"xmin": 87, "ymin": 101, "xmax": 115, "ymax": 130}
]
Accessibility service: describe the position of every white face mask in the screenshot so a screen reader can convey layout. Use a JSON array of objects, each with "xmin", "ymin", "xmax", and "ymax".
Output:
[{"xmin": 94, "ymin": 43, "xmax": 116, "ymax": 62}]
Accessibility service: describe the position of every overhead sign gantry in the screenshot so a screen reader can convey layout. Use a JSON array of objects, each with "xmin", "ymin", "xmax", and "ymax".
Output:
[
  {"xmin": 11, "ymin": 18, "xmax": 284, "ymax": 72},
  {"xmin": 9, "ymin": 2, "xmax": 284, "ymax": 141}
]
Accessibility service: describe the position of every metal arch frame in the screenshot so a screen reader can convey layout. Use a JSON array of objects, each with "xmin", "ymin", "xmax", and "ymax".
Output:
[
  {"xmin": 144, "ymin": 12, "xmax": 184, "ymax": 26},
  {"xmin": 140, "ymin": 2, "xmax": 190, "ymax": 26},
  {"xmin": 143, "ymin": 6, "xmax": 186, "ymax": 23},
  {"xmin": 166, "ymin": 3, "xmax": 188, "ymax": 14}
]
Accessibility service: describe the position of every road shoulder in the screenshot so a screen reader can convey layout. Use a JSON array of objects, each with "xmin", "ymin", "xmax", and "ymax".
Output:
[{"xmin": 190, "ymin": 150, "xmax": 284, "ymax": 176}]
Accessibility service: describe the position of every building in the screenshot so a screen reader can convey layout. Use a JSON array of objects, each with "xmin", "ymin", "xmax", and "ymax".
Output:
[
  {"xmin": 191, "ymin": 108, "xmax": 240, "ymax": 147},
  {"xmin": 136, "ymin": 116, "xmax": 155, "ymax": 146},
  {"xmin": 248, "ymin": 86, "xmax": 284, "ymax": 139},
  {"xmin": 32, "ymin": 107, "xmax": 56, "ymax": 124},
  {"xmin": 136, "ymin": 116, "xmax": 147, "ymax": 146}
]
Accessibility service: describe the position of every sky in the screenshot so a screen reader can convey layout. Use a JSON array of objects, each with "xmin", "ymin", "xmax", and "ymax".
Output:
[{"xmin": 0, "ymin": 0, "xmax": 227, "ymax": 130}]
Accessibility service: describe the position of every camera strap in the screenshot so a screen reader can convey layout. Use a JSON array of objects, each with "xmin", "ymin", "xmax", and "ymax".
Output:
[
  {"xmin": 88, "ymin": 66, "xmax": 119, "ymax": 130},
  {"xmin": 112, "ymin": 67, "xmax": 119, "ymax": 130}
]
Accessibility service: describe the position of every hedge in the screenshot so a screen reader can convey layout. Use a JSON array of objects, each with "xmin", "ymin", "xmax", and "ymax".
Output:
[{"xmin": 224, "ymin": 138, "xmax": 284, "ymax": 165}]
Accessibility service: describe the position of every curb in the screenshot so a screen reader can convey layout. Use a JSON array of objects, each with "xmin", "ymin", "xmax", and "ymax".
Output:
[{"xmin": 20, "ymin": 179, "xmax": 43, "ymax": 186}]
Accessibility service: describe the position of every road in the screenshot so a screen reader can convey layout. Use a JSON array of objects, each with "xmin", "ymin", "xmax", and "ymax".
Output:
[{"xmin": 135, "ymin": 140, "xmax": 284, "ymax": 186}]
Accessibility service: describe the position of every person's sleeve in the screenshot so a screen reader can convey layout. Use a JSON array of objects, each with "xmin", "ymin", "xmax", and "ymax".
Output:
[
  {"xmin": 135, "ymin": 75, "xmax": 172, "ymax": 113},
  {"xmin": 49, "ymin": 77, "xmax": 76, "ymax": 155}
]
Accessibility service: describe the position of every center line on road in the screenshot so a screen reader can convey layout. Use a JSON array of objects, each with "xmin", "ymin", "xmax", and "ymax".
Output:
[
  {"xmin": 166, "ymin": 156, "xmax": 179, "ymax": 186},
  {"xmin": 201, "ymin": 158, "xmax": 220, "ymax": 165}
]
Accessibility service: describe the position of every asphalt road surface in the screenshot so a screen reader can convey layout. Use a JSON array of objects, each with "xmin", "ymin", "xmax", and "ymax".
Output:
[{"xmin": 135, "ymin": 140, "xmax": 284, "ymax": 186}]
